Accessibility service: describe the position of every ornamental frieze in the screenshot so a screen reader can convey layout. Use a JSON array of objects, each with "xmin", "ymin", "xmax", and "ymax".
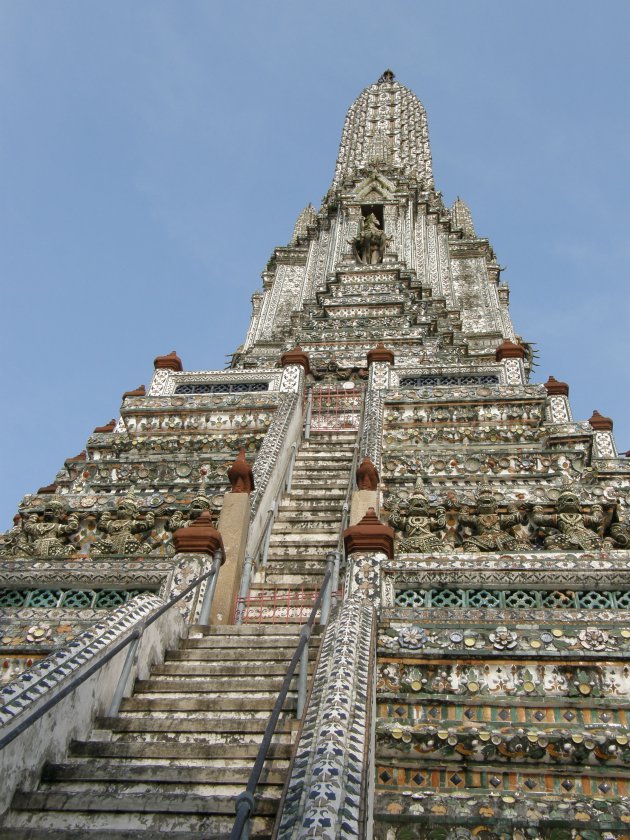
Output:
[
  {"xmin": 376, "ymin": 658, "xmax": 630, "ymax": 700},
  {"xmin": 373, "ymin": 788, "xmax": 630, "ymax": 831},
  {"xmin": 382, "ymin": 450, "xmax": 576, "ymax": 479},
  {"xmin": 383, "ymin": 400, "xmax": 544, "ymax": 425},
  {"xmin": 0, "ymin": 494, "xmax": 223, "ymax": 559},
  {"xmin": 385, "ymin": 383, "xmax": 546, "ymax": 402},
  {"xmin": 376, "ymin": 699, "xmax": 627, "ymax": 728},
  {"xmin": 121, "ymin": 410, "xmax": 275, "ymax": 434},
  {"xmin": 122, "ymin": 391, "xmax": 281, "ymax": 409},
  {"xmin": 384, "ymin": 480, "xmax": 630, "ymax": 553},
  {"xmin": 88, "ymin": 431, "xmax": 266, "ymax": 455},
  {"xmin": 383, "ymin": 424, "xmax": 544, "ymax": 445},
  {"xmin": 376, "ymin": 721, "xmax": 630, "ymax": 767},
  {"xmin": 378, "ymin": 621, "xmax": 630, "ymax": 657}
]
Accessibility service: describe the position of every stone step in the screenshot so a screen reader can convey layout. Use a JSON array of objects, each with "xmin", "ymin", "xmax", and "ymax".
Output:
[
  {"xmin": 290, "ymin": 467, "xmax": 351, "ymax": 477},
  {"xmin": 69, "ymin": 739, "xmax": 292, "ymax": 761},
  {"xmin": 265, "ymin": 548, "xmax": 336, "ymax": 560},
  {"xmin": 280, "ymin": 499, "xmax": 346, "ymax": 510},
  {"xmin": 165, "ymin": 647, "xmax": 318, "ymax": 663},
  {"xmin": 181, "ymin": 634, "xmax": 304, "ymax": 649},
  {"xmin": 295, "ymin": 449, "xmax": 353, "ymax": 456},
  {"xmin": 187, "ymin": 623, "xmax": 309, "ymax": 637},
  {"xmin": 132, "ymin": 675, "xmax": 294, "ymax": 693},
  {"xmin": 288, "ymin": 488, "xmax": 346, "ymax": 498},
  {"xmin": 89, "ymin": 728, "xmax": 293, "ymax": 747},
  {"xmin": 276, "ymin": 511, "xmax": 341, "ymax": 522},
  {"xmin": 42, "ymin": 760, "xmax": 286, "ymax": 787},
  {"xmin": 3, "ymin": 791, "xmax": 275, "ymax": 834},
  {"xmin": 271, "ymin": 522, "xmax": 337, "ymax": 534},
  {"xmin": 268, "ymin": 532, "xmax": 338, "ymax": 545},
  {"xmin": 95, "ymin": 717, "xmax": 295, "ymax": 735},
  {"xmin": 300, "ymin": 436, "xmax": 356, "ymax": 443},
  {"xmin": 291, "ymin": 475, "xmax": 348, "ymax": 495},
  {"xmin": 0, "ymin": 831, "xmax": 269, "ymax": 840},
  {"xmin": 150, "ymin": 661, "xmax": 314, "ymax": 677},
  {"xmin": 119, "ymin": 695, "xmax": 297, "ymax": 713},
  {"xmin": 258, "ymin": 574, "xmax": 326, "ymax": 587}
]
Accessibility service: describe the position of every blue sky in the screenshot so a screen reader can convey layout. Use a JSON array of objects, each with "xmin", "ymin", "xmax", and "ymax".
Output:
[{"xmin": 1, "ymin": 1, "xmax": 629, "ymax": 528}]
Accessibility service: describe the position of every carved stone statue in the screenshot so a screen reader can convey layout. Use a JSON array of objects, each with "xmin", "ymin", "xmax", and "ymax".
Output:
[
  {"xmin": 532, "ymin": 485, "xmax": 604, "ymax": 551},
  {"xmin": 21, "ymin": 499, "xmax": 80, "ymax": 557},
  {"xmin": 168, "ymin": 495, "xmax": 213, "ymax": 532},
  {"xmin": 459, "ymin": 482, "xmax": 529, "ymax": 552},
  {"xmin": 388, "ymin": 479, "xmax": 447, "ymax": 553},
  {"xmin": 350, "ymin": 213, "xmax": 389, "ymax": 265},
  {"xmin": 92, "ymin": 496, "xmax": 155, "ymax": 555}
]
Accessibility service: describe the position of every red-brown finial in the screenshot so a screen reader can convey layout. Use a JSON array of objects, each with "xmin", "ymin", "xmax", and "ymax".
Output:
[
  {"xmin": 367, "ymin": 343, "xmax": 395, "ymax": 365},
  {"xmin": 93, "ymin": 419, "xmax": 116, "ymax": 433},
  {"xmin": 343, "ymin": 507, "xmax": 394, "ymax": 559},
  {"xmin": 280, "ymin": 346, "xmax": 311, "ymax": 375},
  {"xmin": 356, "ymin": 457, "xmax": 379, "ymax": 491},
  {"xmin": 495, "ymin": 339, "xmax": 525, "ymax": 361},
  {"xmin": 173, "ymin": 511, "xmax": 225, "ymax": 560},
  {"xmin": 122, "ymin": 385, "xmax": 146, "ymax": 399},
  {"xmin": 227, "ymin": 448, "xmax": 255, "ymax": 494},
  {"xmin": 154, "ymin": 351, "xmax": 183, "ymax": 371},
  {"xmin": 588, "ymin": 410, "xmax": 613, "ymax": 431},
  {"xmin": 544, "ymin": 376, "xmax": 569, "ymax": 396}
]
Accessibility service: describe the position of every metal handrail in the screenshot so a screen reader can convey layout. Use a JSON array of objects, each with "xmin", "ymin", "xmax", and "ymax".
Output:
[
  {"xmin": 0, "ymin": 550, "xmax": 223, "ymax": 751},
  {"xmin": 229, "ymin": 554, "xmax": 335, "ymax": 840}
]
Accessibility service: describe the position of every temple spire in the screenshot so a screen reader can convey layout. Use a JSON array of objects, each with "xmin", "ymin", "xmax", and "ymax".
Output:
[{"xmin": 331, "ymin": 70, "xmax": 434, "ymax": 190}]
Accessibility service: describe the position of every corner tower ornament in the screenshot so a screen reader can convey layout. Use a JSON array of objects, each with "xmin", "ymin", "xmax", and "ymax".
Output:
[{"xmin": 2, "ymin": 70, "xmax": 630, "ymax": 840}]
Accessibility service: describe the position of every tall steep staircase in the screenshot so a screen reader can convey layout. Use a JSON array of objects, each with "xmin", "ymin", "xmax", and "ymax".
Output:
[{"xmin": 0, "ymin": 431, "xmax": 357, "ymax": 839}]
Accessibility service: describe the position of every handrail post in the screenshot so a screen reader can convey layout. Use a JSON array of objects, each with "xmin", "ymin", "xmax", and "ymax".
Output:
[
  {"xmin": 285, "ymin": 442, "xmax": 298, "ymax": 494},
  {"xmin": 198, "ymin": 549, "xmax": 223, "ymax": 625},
  {"xmin": 304, "ymin": 388, "xmax": 313, "ymax": 440},
  {"xmin": 297, "ymin": 642, "xmax": 309, "ymax": 719},
  {"xmin": 319, "ymin": 554, "xmax": 336, "ymax": 626},
  {"xmin": 106, "ymin": 632, "xmax": 140, "ymax": 718},
  {"xmin": 331, "ymin": 550, "xmax": 340, "ymax": 613},
  {"xmin": 235, "ymin": 553, "xmax": 254, "ymax": 626},
  {"xmin": 260, "ymin": 501, "xmax": 276, "ymax": 568}
]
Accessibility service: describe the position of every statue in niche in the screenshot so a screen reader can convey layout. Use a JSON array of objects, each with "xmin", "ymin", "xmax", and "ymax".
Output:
[
  {"xmin": 168, "ymin": 495, "xmax": 214, "ymax": 532},
  {"xmin": 532, "ymin": 484, "xmax": 604, "ymax": 551},
  {"xmin": 459, "ymin": 481, "xmax": 530, "ymax": 552},
  {"xmin": 388, "ymin": 479, "xmax": 447, "ymax": 553},
  {"xmin": 607, "ymin": 510, "xmax": 630, "ymax": 548},
  {"xmin": 92, "ymin": 496, "xmax": 156, "ymax": 555},
  {"xmin": 350, "ymin": 213, "xmax": 389, "ymax": 265},
  {"xmin": 21, "ymin": 499, "xmax": 80, "ymax": 557}
]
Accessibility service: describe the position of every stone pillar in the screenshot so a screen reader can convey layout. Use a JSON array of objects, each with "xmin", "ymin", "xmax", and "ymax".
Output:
[
  {"xmin": 343, "ymin": 508, "xmax": 394, "ymax": 605},
  {"xmin": 363, "ymin": 344, "xmax": 393, "ymax": 474},
  {"xmin": 351, "ymin": 456, "xmax": 379, "ymax": 525},
  {"xmin": 588, "ymin": 410, "xmax": 618, "ymax": 459},
  {"xmin": 148, "ymin": 350, "xmax": 182, "ymax": 396},
  {"xmin": 212, "ymin": 449, "xmax": 255, "ymax": 624},
  {"xmin": 495, "ymin": 338, "xmax": 526, "ymax": 384},
  {"xmin": 280, "ymin": 345, "xmax": 310, "ymax": 393},
  {"xmin": 171, "ymin": 512, "xmax": 226, "ymax": 624},
  {"xmin": 543, "ymin": 375, "xmax": 572, "ymax": 423}
]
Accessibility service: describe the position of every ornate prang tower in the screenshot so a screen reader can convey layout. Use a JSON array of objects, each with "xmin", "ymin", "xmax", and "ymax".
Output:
[{"xmin": 2, "ymin": 71, "xmax": 630, "ymax": 839}]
